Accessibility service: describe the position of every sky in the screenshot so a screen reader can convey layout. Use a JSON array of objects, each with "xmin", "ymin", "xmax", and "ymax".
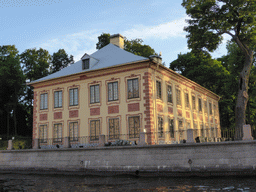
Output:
[{"xmin": 0, "ymin": 0, "xmax": 231, "ymax": 65}]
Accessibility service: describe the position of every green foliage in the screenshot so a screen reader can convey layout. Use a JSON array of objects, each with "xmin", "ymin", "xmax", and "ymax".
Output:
[
  {"xmin": 50, "ymin": 49, "xmax": 74, "ymax": 74},
  {"xmin": 20, "ymin": 48, "xmax": 51, "ymax": 82},
  {"xmin": 124, "ymin": 38, "xmax": 156, "ymax": 58},
  {"xmin": 182, "ymin": 0, "xmax": 256, "ymax": 52},
  {"xmin": 0, "ymin": 45, "xmax": 25, "ymax": 136},
  {"xmin": 96, "ymin": 33, "xmax": 110, "ymax": 50},
  {"xmin": 170, "ymin": 51, "xmax": 229, "ymax": 94},
  {"xmin": 96, "ymin": 33, "xmax": 156, "ymax": 58}
]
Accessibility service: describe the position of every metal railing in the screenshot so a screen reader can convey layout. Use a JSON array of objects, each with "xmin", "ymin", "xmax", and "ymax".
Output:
[
  {"xmin": 39, "ymin": 136, "xmax": 99, "ymax": 149},
  {"xmin": 35, "ymin": 127, "xmax": 256, "ymax": 149}
]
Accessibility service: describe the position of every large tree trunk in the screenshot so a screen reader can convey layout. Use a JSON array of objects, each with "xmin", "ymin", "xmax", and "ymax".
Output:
[{"xmin": 235, "ymin": 48, "xmax": 253, "ymax": 140}]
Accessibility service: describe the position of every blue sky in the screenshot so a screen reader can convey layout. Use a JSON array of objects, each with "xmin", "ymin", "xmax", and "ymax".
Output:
[{"xmin": 0, "ymin": 0, "xmax": 230, "ymax": 65}]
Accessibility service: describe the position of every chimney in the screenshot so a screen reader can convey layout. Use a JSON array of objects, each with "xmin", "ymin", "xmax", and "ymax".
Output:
[{"xmin": 110, "ymin": 34, "xmax": 124, "ymax": 49}]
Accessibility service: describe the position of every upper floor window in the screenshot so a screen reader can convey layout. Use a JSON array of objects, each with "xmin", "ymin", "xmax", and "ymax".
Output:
[
  {"xmin": 192, "ymin": 95, "xmax": 196, "ymax": 110},
  {"xmin": 214, "ymin": 104, "xmax": 217, "ymax": 115},
  {"xmin": 82, "ymin": 59, "xmax": 89, "ymax": 70},
  {"xmin": 127, "ymin": 78, "xmax": 139, "ymax": 99},
  {"xmin": 108, "ymin": 82, "xmax": 118, "ymax": 101},
  {"xmin": 167, "ymin": 85, "xmax": 173, "ymax": 103},
  {"xmin": 90, "ymin": 84, "xmax": 100, "ymax": 104},
  {"xmin": 40, "ymin": 93, "xmax": 48, "ymax": 110},
  {"xmin": 69, "ymin": 88, "xmax": 78, "ymax": 106},
  {"xmin": 156, "ymin": 81, "xmax": 162, "ymax": 99},
  {"xmin": 209, "ymin": 102, "xmax": 213, "ymax": 115},
  {"xmin": 128, "ymin": 116, "xmax": 140, "ymax": 138},
  {"xmin": 185, "ymin": 93, "xmax": 189, "ymax": 108},
  {"xmin": 176, "ymin": 88, "xmax": 181, "ymax": 106},
  {"xmin": 54, "ymin": 91, "xmax": 62, "ymax": 108},
  {"xmin": 198, "ymin": 98, "xmax": 202, "ymax": 112},
  {"xmin": 204, "ymin": 100, "xmax": 208, "ymax": 113}
]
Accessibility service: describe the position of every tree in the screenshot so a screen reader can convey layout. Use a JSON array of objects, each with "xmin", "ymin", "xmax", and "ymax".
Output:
[
  {"xmin": 170, "ymin": 51, "xmax": 229, "ymax": 94},
  {"xmin": 96, "ymin": 33, "xmax": 110, "ymax": 50},
  {"xmin": 182, "ymin": 0, "xmax": 256, "ymax": 139},
  {"xmin": 20, "ymin": 48, "xmax": 51, "ymax": 137},
  {"xmin": 20, "ymin": 48, "xmax": 51, "ymax": 82},
  {"xmin": 96, "ymin": 33, "xmax": 156, "ymax": 58},
  {"xmin": 0, "ymin": 45, "xmax": 25, "ymax": 136},
  {"xmin": 50, "ymin": 49, "xmax": 74, "ymax": 74}
]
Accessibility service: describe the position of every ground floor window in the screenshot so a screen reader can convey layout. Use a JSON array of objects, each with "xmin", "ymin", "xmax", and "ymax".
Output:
[
  {"xmin": 158, "ymin": 117, "xmax": 164, "ymax": 138},
  {"xmin": 128, "ymin": 116, "xmax": 140, "ymax": 138},
  {"xmin": 109, "ymin": 118, "xmax": 119, "ymax": 140},
  {"xmin": 69, "ymin": 122, "xmax": 78, "ymax": 141},
  {"xmin": 53, "ymin": 123, "xmax": 62, "ymax": 142},
  {"xmin": 90, "ymin": 120, "xmax": 100, "ymax": 140},
  {"xmin": 200, "ymin": 124, "xmax": 204, "ymax": 138},
  {"xmin": 39, "ymin": 125, "xmax": 47, "ymax": 143},
  {"xmin": 169, "ymin": 118, "xmax": 174, "ymax": 138}
]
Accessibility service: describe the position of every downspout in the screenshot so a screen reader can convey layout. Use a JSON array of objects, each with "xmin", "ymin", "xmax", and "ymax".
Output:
[{"xmin": 153, "ymin": 63, "xmax": 160, "ymax": 144}]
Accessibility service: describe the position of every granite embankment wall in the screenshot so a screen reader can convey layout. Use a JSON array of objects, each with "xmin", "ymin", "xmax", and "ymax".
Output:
[{"xmin": 0, "ymin": 141, "xmax": 256, "ymax": 177}]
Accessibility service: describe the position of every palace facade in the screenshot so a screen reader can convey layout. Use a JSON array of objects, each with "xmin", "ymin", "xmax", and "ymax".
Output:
[{"xmin": 29, "ymin": 34, "xmax": 221, "ymax": 148}]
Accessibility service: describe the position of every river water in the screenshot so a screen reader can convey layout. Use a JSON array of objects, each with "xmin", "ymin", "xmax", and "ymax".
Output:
[{"xmin": 0, "ymin": 174, "xmax": 255, "ymax": 191}]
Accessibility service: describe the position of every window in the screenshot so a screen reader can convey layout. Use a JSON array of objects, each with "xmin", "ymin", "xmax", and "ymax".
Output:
[
  {"xmin": 69, "ymin": 122, "xmax": 78, "ymax": 141},
  {"xmin": 128, "ymin": 116, "xmax": 140, "ymax": 138},
  {"xmin": 69, "ymin": 88, "xmax": 78, "ymax": 106},
  {"xmin": 185, "ymin": 93, "xmax": 189, "ymax": 108},
  {"xmin": 158, "ymin": 117, "xmax": 164, "ymax": 138},
  {"xmin": 214, "ymin": 104, "xmax": 217, "ymax": 115},
  {"xmin": 169, "ymin": 118, "xmax": 174, "ymax": 138},
  {"xmin": 200, "ymin": 124, "xmax": 204, "ymax": 137},
  {"xmin": 167, "ymin": 85, "xmax": 173, "ymax": 103},
  {"xmin": 108, "ymin": 82, "xmax": 118, "ymax": 101},
  {"xmin": 53, "ymin": 124, "xmax": 62, "ymax": 142},
  {"xmin": 198, "ymin": 98, "xmax": 202, "ymax": 112},
  {"xmin": 127, "ymin": 78, "xmax": 139, "ymax": 99},
  {"xmin": 109, "ymin": 118, "xmax": 119, "ymax": 139},
  {"xmin": 39, "ymin": 125, "xmax": 47, "ymax": 143},
  {"xmin": 186, "ymin": 121, "xmax": 191, "ymax": 129},
  {"xmin": 90, "ymin": 120, "xmax": 100, "ymax": 140},
  {"xmin": 54, "ymin": 91, "xmax": 62, "ymax": 108},
  {"xmin": 176, "ymin": 88, "xmax": 181, "ymax": 106},
  {"xmin": 204, "ymin": 100, "xmax": 208, "ymax": 113},
  {"xmin": 209, "ymin": 103, "xmax": 212, "ymax": 115},
  {"xmin": 82, "ymin": 59, "xmax": 89, "ymax": 69},
  {"xmin": 156, "ymin": 81, "xmax": 162, "ymax": 99},
  {"xmin": 178, "ymin": 120, "xmax": 183, "ymax": 130},
  {"xmin": 40, "ymin": 93, "xmax": 48, "ymax": 110},
  {"xmin": 90, "ymin": 84, "xmax": 100, "ymax": 103},
  {"xmin": 192, "ymin": 95, "xmax": 196, "ymax": 110}
]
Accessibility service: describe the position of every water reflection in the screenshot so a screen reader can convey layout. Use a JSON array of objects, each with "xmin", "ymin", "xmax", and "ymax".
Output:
[{"xmin": 0, "ymin": 174, "xmax": 255, "ymax": 191}]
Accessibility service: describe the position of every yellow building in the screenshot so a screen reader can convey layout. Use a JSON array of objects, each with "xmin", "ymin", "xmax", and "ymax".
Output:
[{"xmin": 29, "ymin": 34, "xmax": 221, "ymax": 148}]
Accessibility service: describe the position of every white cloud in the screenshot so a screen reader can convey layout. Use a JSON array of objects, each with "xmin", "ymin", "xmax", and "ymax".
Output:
[
  {"xmin": 38, "ymin": 29, "xmax": 100, "ymax": 61},
  {"xmin": 122, "ymin": 16, "xmax": 189, "ymax": 40},
  {"xmin": 36, "ymin": 16, "xmax": 190, "ymax": 62}
]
